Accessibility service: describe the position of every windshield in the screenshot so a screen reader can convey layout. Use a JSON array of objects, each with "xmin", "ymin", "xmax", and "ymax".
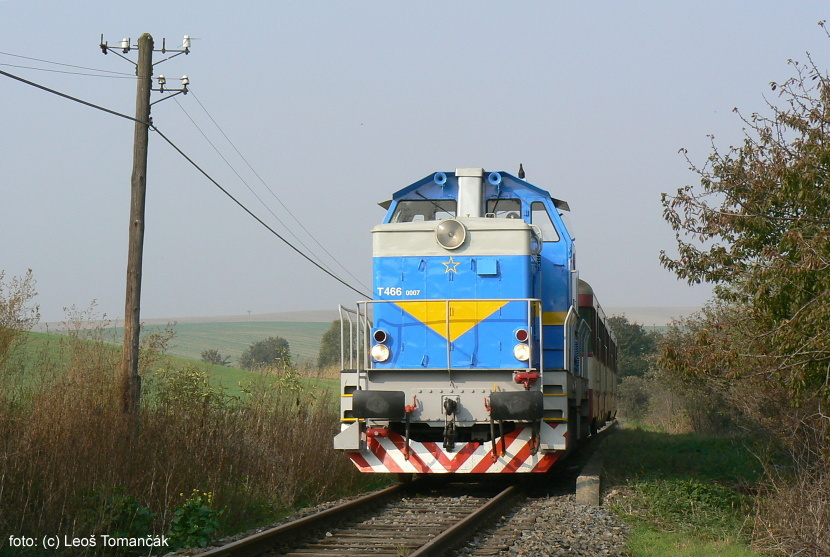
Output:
[
  {"xmin": 390, "ymin": 199, "xmax": 457, "ymax": 222},
  {"xmin": 531, "ymin": 201, "xmax": 560, "ymax": 241},
  {"xmin": 486, "ymin": 198, "xmax": 522, "ymax": 219}
]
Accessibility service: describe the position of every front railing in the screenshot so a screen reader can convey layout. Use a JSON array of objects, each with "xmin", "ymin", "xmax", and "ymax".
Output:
[{"xmin": 340, "ymin": 298, "xmax": 544, "ymax": 373}]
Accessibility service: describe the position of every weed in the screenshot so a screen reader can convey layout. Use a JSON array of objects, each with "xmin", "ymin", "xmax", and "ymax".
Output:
[
  {"xmin": 0, "ymin": 269, "xmax": 39, "ymax": 375},
  {"xmin": 0, "ymin": 306, "xmax": 383, "ymax": 553},
  {"xmin": 150, "ymin": 363, "xmax": 235, "ymax": 411},
  {"xmin": 81, "ymin": 487, "xmax": 155, "ymax": 539},
  {"xmin": 168, "ymin": 489, "xmax": 222, "ymax": 549}
]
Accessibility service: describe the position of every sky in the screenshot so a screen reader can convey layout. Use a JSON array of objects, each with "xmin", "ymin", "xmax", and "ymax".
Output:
[{"xmin": 2, "ymin": 1, "xmax": 829, "ymax": 323}]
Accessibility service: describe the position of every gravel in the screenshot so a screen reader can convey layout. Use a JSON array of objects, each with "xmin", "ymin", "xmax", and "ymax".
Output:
[
  {"xmin": 173, "ymin": 479, "xmax": 631, "ymax": 557},
  {"xmin": 457, "ymin": 492, "xmax": 631, "ymax": 557}
]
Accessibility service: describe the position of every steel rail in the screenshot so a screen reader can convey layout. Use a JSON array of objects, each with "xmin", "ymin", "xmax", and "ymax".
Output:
[
  {"xmin": 196, "ymin": 483, "xmax": 403, "ymax": 557},
  {"xmin": 407, "ymin": 484, "xmax": 520, "ymax": 557}
]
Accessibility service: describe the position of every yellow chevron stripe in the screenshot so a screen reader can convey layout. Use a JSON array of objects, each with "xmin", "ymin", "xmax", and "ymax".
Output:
[{"xmin": 395, "ymin": 300, "xmax": 510, "ymax": 341}]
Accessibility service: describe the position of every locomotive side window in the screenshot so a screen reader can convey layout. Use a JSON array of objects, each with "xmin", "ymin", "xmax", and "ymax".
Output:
[
  {"xmin": 531, "ymin": 201, "xmax": 560, "ymax": 242},
  {"xmin": 485, "ymin": 198, "xmax": 522, "ymax": 219},
  {"xmin": 391, "ymin": 199, "xmax": 457, "ymax": 223}
]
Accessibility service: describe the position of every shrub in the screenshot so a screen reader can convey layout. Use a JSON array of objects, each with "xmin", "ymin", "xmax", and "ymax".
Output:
[
  {"xmin": 239, "ymin": 336, "xmax": 291, "ymax": 370},
  {"xmin": 617, "ymin": 376, "xmax": 650, "ymax": 423},
  {"xmin": 752, "ymin": 417, "xmax": 830, "ymax": 557},
  {"xmin": 201, "ymin": 348, "xmax": 230, "ymax": 366},
  {"xmin": 616, "ymin": 369, "xmax": 737, "ymax": 435}
]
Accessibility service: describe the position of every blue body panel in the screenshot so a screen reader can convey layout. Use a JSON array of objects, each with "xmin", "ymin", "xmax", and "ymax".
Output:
[
  {"xmin": 373, "ymin": 254, "xmax": 535, "ymax": 370},
  {"xmin": 373, "ymin": 254, "xmax": 532, "ymax": 300},
  {"xmin": 372, "ymin": 300, "xmax": 533, "ymax": 369}
]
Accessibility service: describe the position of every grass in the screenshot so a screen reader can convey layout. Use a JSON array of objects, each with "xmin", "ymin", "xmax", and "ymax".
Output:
[
  {"xmin": 0, "ymin": 325, "xmax": 374, "ymax": 555},
  {"xmin": 116, "ymin": 321, "xmax": 331, "ymax": 367},
  {"xmin": 603, "ymin": 424, "xmax": 766, "ymax": 556},
  {"xmin": 17, "ymin": 330, "xmax": 339, "ymax": 399},
  {"xmin": 627, "ymin": 528, "xmax": 762, "ymax": 557}
]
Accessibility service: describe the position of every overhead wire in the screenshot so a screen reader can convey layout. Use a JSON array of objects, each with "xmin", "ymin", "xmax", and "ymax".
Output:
[
  {"xmin": 187, "ymin": 89, "xmax": 371, "ymax": 292},
  {"xmin": 0, "ymin": 49, "xmax": 135, "ymax": 77},
  {"xmin": 0, "ymin": 67, "xmax": 371, "ymax": 300},
  {"xmin": 0, "ymin": 68, "xmax": 140, "ymax": 123},
  {"xmin": 151, "ymin": 127, "xmax": 371, "ymax": 299},
  {"xmin": 171, "ymin": 94, "xmax": 365, "ymax": 290},
  {"xmin": 0, "ymin": 62, "xmax": 137, "ymax": 78}
]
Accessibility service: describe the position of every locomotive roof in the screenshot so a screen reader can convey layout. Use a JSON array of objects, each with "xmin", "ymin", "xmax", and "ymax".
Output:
[{"xmin": 378, "ymin": 170, "xmax": 570, "ymax": 212}]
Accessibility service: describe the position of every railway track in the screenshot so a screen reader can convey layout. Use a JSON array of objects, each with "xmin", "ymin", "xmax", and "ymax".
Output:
[
  {"xmin": 198, "ymin": 426, "xmax": 621, "ymax": 557},
  {"xmin": 198, "ymin": 481, "xmax": 520, "ymax": 557}
]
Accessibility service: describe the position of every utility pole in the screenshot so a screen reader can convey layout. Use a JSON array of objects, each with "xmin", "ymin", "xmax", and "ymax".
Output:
[
  {"xmin": 100, "ymin": 33, "xmax": 190, "ymax": 422},
  {"xmin": 120, "ymin": 33, "xmax": 153, "ymax": 419}
]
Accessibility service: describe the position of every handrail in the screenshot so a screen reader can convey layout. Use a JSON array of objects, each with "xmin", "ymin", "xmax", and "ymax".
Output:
[
  {"xmin": 563, "ymin": 305, "xmax": 577, "ymax": 374},
  {"xmin": 445, "ymin": 299, "xmax": 451, "ymax": 373},
  {"xmin": 338, "ymin": 305, "xmax": 357, "ymax": 370}
]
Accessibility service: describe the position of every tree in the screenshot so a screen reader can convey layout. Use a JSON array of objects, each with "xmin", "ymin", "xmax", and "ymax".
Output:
[
  {"xmin": 317, "ymin": 321, "xmax": 341, "ymax": 369},
  {"xmin": 238, "ymin": 336, "xmax": 291, "ymax": 370},
  {"xmin": 660, "ymin": 49, "xmax": 830, "ymax": 405},
  {"xmin": 659, "ymin": 35, "xmax": 830, "ymax": 553},
  {"xmin": 317, "ymin": 319, "xmax": 349, "ymax": 369},
  {"xmin": 607, "ymin": 315, "xmax": 659, "ymax": 378},
  {"xmin": 200, "ymin": 348, "xmax": 231, "ymax": 367},
  {"xmin": 317, "ymin": 320, "xmax": 361, "ymax": 369}
]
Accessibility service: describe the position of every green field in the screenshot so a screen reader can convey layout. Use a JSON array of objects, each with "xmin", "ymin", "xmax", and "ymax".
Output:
[
  {"xmin": 17, "ymin": 328, "xmax": 339, "ymax": 399},
  {"xmin": 111, "ymin": 321, "xmax": 333, "ymax": 367}
]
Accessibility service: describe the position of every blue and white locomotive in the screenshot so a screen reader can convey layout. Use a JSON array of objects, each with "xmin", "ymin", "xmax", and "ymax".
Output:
[{"xmin": 335, "ymin": 168, "xmax": 617, "ymax": 474}]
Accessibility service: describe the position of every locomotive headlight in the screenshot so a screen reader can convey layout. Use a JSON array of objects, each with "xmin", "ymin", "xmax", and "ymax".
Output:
[
  {"xmin": 513, "ymin": 343, "xmax": 531, "ymax": 362},
  {"xmin": 371, "ymin": 344, "xmax": 390, "ymax": 362},
  {"xmin": 435, "ymin": 219, "xmax": 467, "ymax": 250}
]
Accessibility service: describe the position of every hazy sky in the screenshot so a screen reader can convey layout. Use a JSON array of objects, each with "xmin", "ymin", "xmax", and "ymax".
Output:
[{"xmin": 2, "ymin": 1, "xmax": 828, "ymax": 323}]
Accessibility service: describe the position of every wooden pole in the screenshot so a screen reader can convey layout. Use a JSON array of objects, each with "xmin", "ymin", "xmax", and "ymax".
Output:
[{"xmin": 121, "ymin": 33, "xmax": 153, "ymax": 419}]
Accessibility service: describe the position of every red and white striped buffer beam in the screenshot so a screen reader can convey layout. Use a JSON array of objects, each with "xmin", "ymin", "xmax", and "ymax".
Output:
[{"xmin": 347, "ymin": 426, "xmax": 564, "ymax": 474}]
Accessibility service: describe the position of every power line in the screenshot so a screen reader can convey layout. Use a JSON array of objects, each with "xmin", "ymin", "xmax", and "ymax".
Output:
[
  {"xmin": 0, "ymin": 67, "xmax": 371, "ymax": 300},
  {"xmin": 185, "ymin": 90, "xmax": 372, "ymax": 292},
  {"xmin": 171, "ymin": 95, "xmax": 346, "ymax": 282},
  {"xmin": 0, "ymin": 62, "xmax": 136, "ymax": 79},
  {"xmin": 151, "ymin": 126, "xmax": 371, "ymax": 299},
  {"xmin": 0, "ymin": 67, "xmax": 143, "ymax": 123},
  {"xmin": 0, "ymin": 49, "xmax": 134, "ymax": 76}
]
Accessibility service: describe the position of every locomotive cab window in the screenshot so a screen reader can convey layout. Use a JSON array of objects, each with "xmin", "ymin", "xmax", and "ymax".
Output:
[
  {"xmin": 531, "ymin": 201, "xmax": 560, "ymax": 242},
  {"xmin": 391, "ymin": 199, "xmax": 457, "ymax": 223},
  {"xmin": 485, "ymin": 198, "xmax": 522, "ymax": 219}
]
